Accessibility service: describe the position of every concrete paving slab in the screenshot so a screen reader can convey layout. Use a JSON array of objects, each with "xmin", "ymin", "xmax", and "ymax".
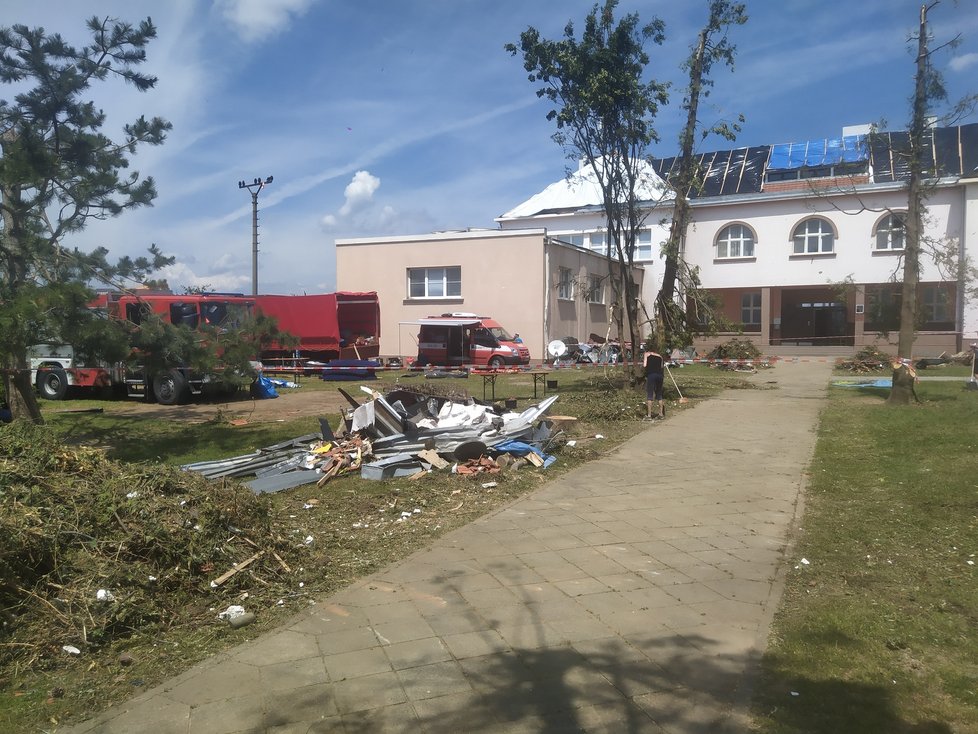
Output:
[{"xmin": 60, "ymin": 360, "xmax": 830, "ymax": 733}]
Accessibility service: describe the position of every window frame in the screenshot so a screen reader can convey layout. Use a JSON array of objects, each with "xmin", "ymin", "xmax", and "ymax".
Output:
[
  {"xmin": 920, "ymin": 284, "xmax": 951, "ymax": 325},
  {"xmin": 634, "ymin": 229, "xmax": 653, "ymax": 261},
  {"xmin": 587, "ymin": 274, "xmax": 605, "ymax": 304},
  {"xmin": 791, "ymin": 217, "xmax": 835, "ymax": 255},
  {"xmin": 588, "ymin": 231, "xmax": 607, "ymax": 256},
  {"xmin": 873, "ymin": 212, "xmax": 906, "ymax": 252},
  {"xmin": 557, "ymin": 267, "xmax": 574, "ymax": 300},
  {"xmin": 407, "ymin": 266, "xmax": 462, "ymax": 299},
  {"xmin": 740, "ymin": 292, "xmax": 762, "ymax": 331},
  {"xmin": 715, "ymin": 223, "xmax": 756, "ymax": 260}
]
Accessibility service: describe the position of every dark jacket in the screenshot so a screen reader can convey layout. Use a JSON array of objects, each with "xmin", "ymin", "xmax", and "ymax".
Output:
[{"xmin": 645, "ymin": 352, "xmax": 663, "ymax": 376}]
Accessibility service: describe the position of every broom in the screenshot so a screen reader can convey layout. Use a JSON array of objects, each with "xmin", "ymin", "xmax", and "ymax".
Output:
[{"xmin": 665, "ymin": 363, "xmax": 688, "ymax": 404}]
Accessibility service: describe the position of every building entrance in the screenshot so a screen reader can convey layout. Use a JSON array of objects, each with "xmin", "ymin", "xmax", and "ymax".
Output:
[{"xmin": 778, "ymin": 289, "xmax": 852, "ymax": 346}]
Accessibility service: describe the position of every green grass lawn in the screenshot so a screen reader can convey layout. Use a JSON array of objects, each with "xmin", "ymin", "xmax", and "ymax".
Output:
[{"xmin": 752, "ymin": 380, "xmax": 978, "ymax": 732}]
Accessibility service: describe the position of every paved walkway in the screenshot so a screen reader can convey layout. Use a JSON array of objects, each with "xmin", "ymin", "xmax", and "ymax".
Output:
[{"xmin": 67, "ymin": 360, "xmax": 832, "ymax": 734}]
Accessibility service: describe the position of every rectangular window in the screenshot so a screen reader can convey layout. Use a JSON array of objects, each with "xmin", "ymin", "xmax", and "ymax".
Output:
[
  {"xmin": 741, "ymin": 292, "xmax": 761, "ymax": 332},
  {"xmin": 559, "ymin": 233, "xmax": 585, "ymax": 248},
  {"xmin": 864, "ymin": 285, "xmax": 901, "ymax": 332},
  {"xmin": 407, "ymin": 266, "xmax": 461, "ymax": 299},
  {"xmin": 635, "ymin": 230, "xmax": 653, "ymax": 261},
  {"xmin": 921, "ymin": 285, "xmax": 951, "ymax": 325},
  {"xmin": 587, "ymin": 274, "xmax": 604, "ymax": 304},
  {"xmin": 588, "ymin": 232, "xmax": 606, "ymax": 256},
  {"xmin": 557, "ymin": 267, "xmax": 573, "ymax": 300}
]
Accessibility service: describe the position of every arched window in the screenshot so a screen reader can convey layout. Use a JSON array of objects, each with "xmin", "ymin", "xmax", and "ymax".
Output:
[
  {"xmin": 874, "ymin": 213, "xmax": 906, "ymax": 251},
  {"xmin": 792, "ymin": 218, "xmax": 835, "ymax": 254},
  {"xmin": 716, "ymin": 224, "xmax": 755, "ymax": 259}
]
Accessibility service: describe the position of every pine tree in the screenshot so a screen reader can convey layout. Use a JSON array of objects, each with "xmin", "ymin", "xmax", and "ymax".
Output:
[{"xmin": 0, "ymin": 16, "xmax": 171, "ymax": 422}]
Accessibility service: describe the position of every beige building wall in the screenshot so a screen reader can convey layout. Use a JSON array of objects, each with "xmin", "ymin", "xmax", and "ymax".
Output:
[
  {"xmin": 336, "ymin": 228, "xmax": 641, "ymax": 364},
  {"xmin": 545, "ymin": 241, "xmax": 644, "ymax": 347},
  {"xmin": 336, "ymin": 229, "xmax": 548, "ymax": 362}
]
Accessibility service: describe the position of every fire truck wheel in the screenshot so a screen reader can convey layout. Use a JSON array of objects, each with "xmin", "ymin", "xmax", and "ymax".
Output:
[
  {"xmin": 488, "ymin": 356, "xmax": 505, "ymax": 368},
  {"xmin": 153, "ymin": 370, "xmax": 190, "ymax": 405},
  {"xmin": 37, "ymin": 368, "xmax": 69, "ymax": 400}
]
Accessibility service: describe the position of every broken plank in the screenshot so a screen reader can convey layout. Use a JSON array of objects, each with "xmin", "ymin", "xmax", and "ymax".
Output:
[
  {"xmin": 271, "ymin": 551, "xmax": 293, "ymax": 574},
  {"xmin": 211, "ymin": 551, "xmax": 264, "ymax": 587},
  {"xmin": 415, "ymin": 449, "xmax": 450, "ymax": 470},
  {"xmin": 336, "ymin": 387, "xmax": 363, "ymax": 409}
]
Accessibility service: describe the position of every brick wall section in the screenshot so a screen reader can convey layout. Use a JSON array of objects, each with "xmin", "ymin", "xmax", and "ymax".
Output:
[{"xmin": 763, "ymin": 174, "xmax": 870, "ymax": 194}]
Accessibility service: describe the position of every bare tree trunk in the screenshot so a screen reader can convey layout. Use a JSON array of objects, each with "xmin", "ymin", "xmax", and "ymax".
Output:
[
  {"xmin": 888, "ymin": 4, "xmax": 929, "ymax": 406},
  {"xmin": 3, "ymin": 356, "xmax": 44, "ymax": 424},
  {"xmin": 624, "ymin": 273, "xmax": 642, "ymax": 384},
  {"xmin": 657, "ymin": 27, "xmax": 705, "ymax": 345}
]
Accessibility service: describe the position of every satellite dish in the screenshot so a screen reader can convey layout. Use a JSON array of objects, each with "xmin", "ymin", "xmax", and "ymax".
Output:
[{"xmin": 547, "ymin": 340, "xmax": 567, "ymax": 358}]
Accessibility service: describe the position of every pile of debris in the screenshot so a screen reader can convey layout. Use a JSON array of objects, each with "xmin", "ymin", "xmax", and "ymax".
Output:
[
  {"xmin": 837, "ymin": 345, "xmax": 893, "ymax": 373},
  {"xmin": 182, "ymin": 387, "xmax": 563, "ymax": 493}
]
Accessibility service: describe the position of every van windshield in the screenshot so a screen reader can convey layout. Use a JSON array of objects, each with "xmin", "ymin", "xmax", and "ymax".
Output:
[{"xmin": 488, "ymin": 326, "xmax": 513, "ymax": 342}]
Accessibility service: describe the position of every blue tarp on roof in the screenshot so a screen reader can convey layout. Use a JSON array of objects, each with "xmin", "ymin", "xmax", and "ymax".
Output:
[{"xmin": 768, "ymin": 135, "xmax": 868, "ymax": 170}]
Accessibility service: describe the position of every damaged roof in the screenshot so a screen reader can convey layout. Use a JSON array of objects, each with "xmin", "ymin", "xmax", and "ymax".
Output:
[
  {"xmin": 768, "ymin": 135, "xmax": 868, "ymax": 170},
  {"xmin": 870, "ymin": 123, "xmax": 978, "ymax": 182},
  {"xmin": 650, "ymin": 146, "xmax": 769, "ymax": 197},
  {"xmin": 498, "ymin": 123, "xmax": 978, "ymax": 219},
  {"xmin": 498, "ymin": 157, "xmax": 673, "ymax": 220},
  {"xmin": 652, "ymin": 121, "xmax": 978, "ymax": 199}
]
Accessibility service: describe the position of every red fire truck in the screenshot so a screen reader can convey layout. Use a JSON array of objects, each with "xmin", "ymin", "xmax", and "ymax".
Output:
[
  {"xmin": 31, "ymin": 291, "xmax": 384, "ymax": 402},
  {"xmin": 30, "ymin": 292, "xmax": 256, "ymax": 405}
]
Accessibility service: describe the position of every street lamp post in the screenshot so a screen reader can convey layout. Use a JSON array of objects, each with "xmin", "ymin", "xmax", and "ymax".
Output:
[{"xmin": 237, "ymin": 176, "xmax": 273, "ymax": 296}]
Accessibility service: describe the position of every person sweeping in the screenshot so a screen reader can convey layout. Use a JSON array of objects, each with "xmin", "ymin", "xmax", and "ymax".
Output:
[{"xmin": 644, "ymin": 347, "xmax": 665, "ymax": 421}]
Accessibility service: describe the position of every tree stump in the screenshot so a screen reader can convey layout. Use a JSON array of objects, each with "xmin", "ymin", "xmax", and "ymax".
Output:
[{"xmin": 886, "ymin": 362, "xmax": 919, "ymax": 406}]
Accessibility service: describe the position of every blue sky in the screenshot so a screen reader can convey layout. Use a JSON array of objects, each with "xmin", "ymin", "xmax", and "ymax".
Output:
[{"xmin": 6, "ymin": 0, "xmax": 978, "ymax": 295}]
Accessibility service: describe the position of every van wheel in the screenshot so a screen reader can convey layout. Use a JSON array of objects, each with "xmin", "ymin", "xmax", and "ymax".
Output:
[
  {"xmin": 153, "ymin": 370, "xmax": 190, "ymax": 405},
  {"xmin": 37, "ymin": 368, "xmax": 69, "ymax": 400},
  {"xmin": 488, "ymin": 356, "xmax": 505, "ymax": 368}
]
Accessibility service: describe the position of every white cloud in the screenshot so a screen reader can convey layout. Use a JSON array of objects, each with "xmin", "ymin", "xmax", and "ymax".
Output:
[
  {"xmin": 212, "ymin": 253, "xmax": 236, "ymax": 269},
  {"xmin": 159, "ymin": 261, "xmax": 252, "ymax": 293},
  {"xmin": 949, "ymin": 52, "xmax": 978, "ymax": 73},
  {"xmin": 216, "ymin": 0, "xmax": 317, "ymax": 43},
  {"xmin": 321, "ymin": 170, "xmax": 383, "ymax": 229},
  {"xmin": 339, "ymin": 171, "xmax": 381, "ymax": 216}
]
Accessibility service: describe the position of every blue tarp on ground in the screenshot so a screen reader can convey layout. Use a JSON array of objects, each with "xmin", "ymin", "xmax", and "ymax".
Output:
[
  {"xmin": 491, "ymin": 439, "xmax": 556, "ymax": 469},
  {"xmin": 252, "ymin": 375, "xmax": 279, "ymax": 399},
  {"xmin": 832, "ymin": 378, "xmax": 892, "ymax": 388},
  {"xmin": 319, "ymin": 359, "xmax": 380, "ymax": 381}
]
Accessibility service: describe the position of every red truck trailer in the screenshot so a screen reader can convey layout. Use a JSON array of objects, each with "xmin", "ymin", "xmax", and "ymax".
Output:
[{"xmin": 254, "ymin": 292, "xmax": 381, "ymax": 372}]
